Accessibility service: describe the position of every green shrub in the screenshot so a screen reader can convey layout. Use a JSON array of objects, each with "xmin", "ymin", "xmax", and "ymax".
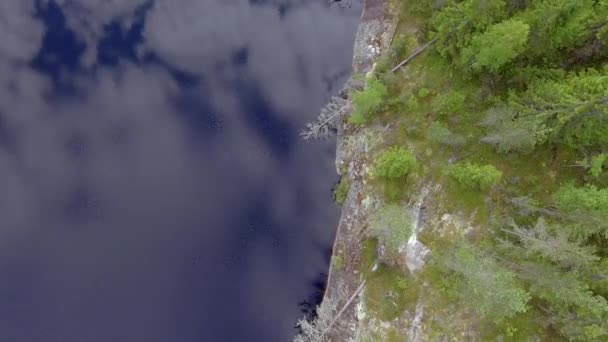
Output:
[
  {"xmin": 381, "ymin": 72, "xmax": 399, "ymax": 91},
  {"xmin": 349, "ymin": 78, "xmax": 388, "ymax": 125},
  {"xmin": 437, "ymin": 91, "xmax": 466, "ymax": 118},
  {"xmin": 553, "ymin": 184, "xmax": 608, "ymax": 239},
  {"xmin": 396, "ymin": 276, "xmax": 408, "ymax": 290},
  {"xmin": 598, "ymin": 24, "xmax": 608, "ymax": 45},
  {"xmin": 584, "ymin": 324, "xmax": 605, "ymax": 340},
  {"xmin": 369, "ymin": 204, "xmax": 413, "ymax": 255},
  {"xmin": 375, "ymin": 147, "xmax": 417, "ymax": 180},
  {"xmin": 391, "ymin": 33, "xmax": 416, "ymax": 63},
  {"xmin": 348, "ymin": 112, "xmax": 367, "ymax": 125},
  {"xmin": 580, "ymin": 154, "xmax": 608, "ymax": 178},
  {"xmin": 333, "ymin": 177, "xmax": 351, "ymax": 205},
  {"xmin": 417, "ymin": 87, "xmax": 431, "ymax": 98},
  {"xmin": 590, "ymin": 154, "xmax": 607, "ymax": 178},
  {"xmin": 427, "ymin": 121, "xmax": 466, "ymax": 146},
  {"xmin": 554, "ymin": 184, "xmax": 608, "ymax": 213},
  {"xmin": 405, "ymin": 94, "xmax": 420, "ymax": 113},
  {"xmin": 446, "ymin": 162, "xmax": 502, "ymax": 190},
  {"xmin": 427, "ymin": 122, "xmax": 450, "ymax": 143},
  {"xmin": 374, "ymin": 56, "xmax": 392, "ymax": 76}
]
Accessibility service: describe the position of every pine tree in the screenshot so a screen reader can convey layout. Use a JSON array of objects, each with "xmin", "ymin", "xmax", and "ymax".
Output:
[
  {"xmin": 502, "ymin": 218, "xmax": 599, "ymax": 269},
  {"xmin": 461, "ymin": 19, "xmax": 530, "ymax": 72},
  {"xmin": 483, "ymin": 68, "xmax": 608, "ymax": 151},
  {"xmin": 443, "ymin": 244, "xmax": 530, "ymax": 322}
]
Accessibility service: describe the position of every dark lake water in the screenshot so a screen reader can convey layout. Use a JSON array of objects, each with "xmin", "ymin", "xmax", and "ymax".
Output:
[{"xmin": 0, "ymin": 0, "xmax": 361, "ymax": 341}]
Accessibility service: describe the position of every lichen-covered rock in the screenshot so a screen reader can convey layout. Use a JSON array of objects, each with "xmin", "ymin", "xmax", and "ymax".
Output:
[
  {"xmin": 404, "ymin": 238, "xmax": 430, "ymax": 274},
  {"xmin": 404, "ymin": 185, "xmax": 431, "ymax": 274}
]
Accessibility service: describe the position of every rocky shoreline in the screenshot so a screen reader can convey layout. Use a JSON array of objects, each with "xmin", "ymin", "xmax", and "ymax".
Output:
[{"xmin": 321, "ymin": 0, "xmax": 396, "ymax": 340}]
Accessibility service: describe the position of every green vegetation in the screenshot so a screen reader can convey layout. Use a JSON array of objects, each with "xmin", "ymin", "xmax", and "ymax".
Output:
[
  {"xmin": 349, "ymin": 78, "xmax": 388, "ymax": 125},
  {"xmin": 374, "ymin": 146, "xmax": 416, "ymax": 180},
  {"xmin": 337, "ymin": 0, "xmax": 608, "ymax": 339},
  {"xmin": 461, "ymin": 19, "xmax": 530, "ymax": 73},
  {"xmin": 553, "ymin": 184, "xmax": 608, "ymax": 239},
  {"xmin": 417, "ymin": 87, "xmax": 431, "ymax": 98},
  {"xmin": 483, "ymin": 70, "xmax": 608, "ymax": 152},
  {"xmin": 363, "ymin": 264, "xmax": 419, "ymax": 321},
  {"xmin": 427, "ymin": 121, "xmax": 465, "ymax": 146},
  {"xmin": 444, "ymin": 244, "xmax": 530, "ymax": 322},
  {"xmin": 436, "ymin": 90, "xmax": 466, "ymax": 118},
  {"xmin": 376, "ymin": 33, "xmax": 417, "ymax": 75},
  {"xmin": 497, "ymin": 217, "xmax": 608, "ymax": 341},
  {"xmin": 554, "ymin": 184, "xmax": 608, "ymax": 214},
  {"xmin": 590, "ymin": 154, "xmax": 608, "ymax": 178},
  {"xmin": 373, "ymin": 147, "xmax": 418, "ymax": 201},
  {"xmin": 368, "ymin": 204, "xmax": 412, "ymax": 256},
  {"xmin": 333, "ymin": 176, "xmax": 351, "ymax": 205},
  {"xmin": 445, "ymin": 162, "xmax": 502, "ymax": 190},
  {"xmin": 360, "ymin": 238, "xmax": 379, "ymax": 276},
  {"xmin": 300, "ymin": 0, "xmax": 608, "ymax": 339}
]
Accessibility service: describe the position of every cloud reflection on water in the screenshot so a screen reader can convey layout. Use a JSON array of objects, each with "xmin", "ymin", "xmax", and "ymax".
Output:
[{"xmin": 0, "ymin": 0, "xmax": 361, "ymax": 340}]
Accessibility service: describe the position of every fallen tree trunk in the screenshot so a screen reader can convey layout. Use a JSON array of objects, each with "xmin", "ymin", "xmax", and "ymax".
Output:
[
  {"xmin": 318, "ymin": 280, "xmax": 366, "ymax": 340},
  {"xmin": 390, "ymin": 37, "xmax": 439, "ymax": 73}
]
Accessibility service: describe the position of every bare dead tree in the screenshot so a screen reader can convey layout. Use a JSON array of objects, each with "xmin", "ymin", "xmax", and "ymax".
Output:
[
  {"xmin": 300, "ymin": 78, "xmax": 362, "ymax": 141},
  {"xmin": 294, "ymin": 280, "xmax": 366, "ymax": 342},
  {"xmin": 328, "ymin": 0, "xmax": 354, "ymax": 8},
  {"xmin": 301, "ymin": 37, "xmax": 438, "ymax": 141},
  {"xmin": 300, "ymin": 96, "xmax": 350, "ymax": 141}
]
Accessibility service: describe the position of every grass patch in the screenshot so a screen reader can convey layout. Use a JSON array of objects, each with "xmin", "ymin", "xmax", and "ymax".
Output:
[
  {"xmin": 443, "ymin": 177, "xmax": 490, "ymax": 225},
  {"xmin": 363, "ymin": 264, "xmax": 419, "ymax": 321},
  {"xmin": 360, "ymin": 238, "xmax": 379, "ymax": 275},
  {"xmin": 368, "ymin": 204, "xmax": 413, "ymax": 256},
  {"xmin": 387, "ymin": 328, "xmax": 404, "ymax": 342},
  {"xmin": 480, "ymin": 307, "xmax": 555, "ymax": 341},
  {"xmin": 332, "ymin": 254, "xmax": 345, "ymax": 271},
  {"xmin": 333, "ymin": 177, "xmax": 351, "ymax": 205}
]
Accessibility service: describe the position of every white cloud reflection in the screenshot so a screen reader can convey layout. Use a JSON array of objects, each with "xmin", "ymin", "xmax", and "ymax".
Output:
[{"xmin": 0, "ymin": 0, "xmax": 361, "ymax": 340}]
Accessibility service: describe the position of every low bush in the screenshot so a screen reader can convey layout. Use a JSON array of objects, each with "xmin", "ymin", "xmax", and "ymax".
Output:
[
  {"xmin": 333, "ymin": 177, "xmax": 351, "ymax": 205},
  {"xmin": 348, "ymin": 78, "xmax": 388, "ymax": 125},
  {"xmin": 368, "ymin": 204, "xmax": 413, "ymax": 255},
  {"xmin": 437, "ymin": 91, "xmax": 466, "ymax": 118},
  {"xmin": 446, "ymin": 162, "xmax": 502, "ymax": 190},
  {"xmin": 375, "ymin": 147, "xmax": 417, "ymax": 180},
  {"xmin": 427, "ymin": 121, "xmax": 466, "ymax": 146}
]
